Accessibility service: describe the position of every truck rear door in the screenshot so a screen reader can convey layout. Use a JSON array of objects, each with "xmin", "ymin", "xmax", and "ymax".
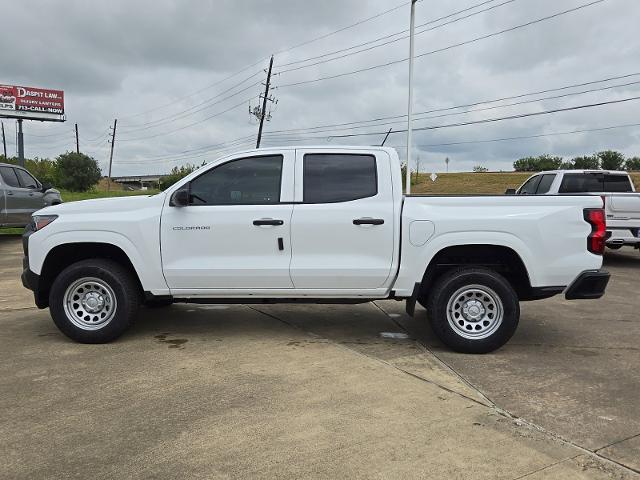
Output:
[{"xmin": 289, "ymin": 149, "xmax": 395, "ymax": 290}]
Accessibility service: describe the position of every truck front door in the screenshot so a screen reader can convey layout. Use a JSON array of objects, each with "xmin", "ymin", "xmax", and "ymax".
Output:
[{"xmin": 160, "ymin": 152, "xmax": 295, "ymax": 291}]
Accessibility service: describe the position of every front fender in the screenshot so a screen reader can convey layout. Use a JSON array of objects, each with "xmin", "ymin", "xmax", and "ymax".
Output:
[{"xmin": 29, "ymin": 230, "xmax": 169, "ymax": 294}]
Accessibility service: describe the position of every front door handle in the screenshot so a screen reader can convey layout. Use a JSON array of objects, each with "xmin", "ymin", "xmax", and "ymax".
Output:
[
  {"xmin": 353, "ymin": 218, "xmax": 384, "ymax": 226},
  {"xmin": 253, "ymin": 219, "xmax": 284, "ymax": 226}
]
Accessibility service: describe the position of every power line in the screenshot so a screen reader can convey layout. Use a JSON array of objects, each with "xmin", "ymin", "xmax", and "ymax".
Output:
[
  {"xmin": 265, "ymin": 72, "xmax": 640, "ymax": 135},
  {"xmin": 276, "ymin": 0, "xmax": 517, "ymax": 74},
  {"xmin": 118, "ymin": 97, "xmax": 257, "ymax": 142},
  {"xmin": 119, "ymin": 71, "xmax": 263, "ymax": 130},
  {"xmin": 274, "ymin": 1, "xmax": 414, "ymax": 57},
  {"xmin": 116, "ymin": 0, "xmax": 413, "ymax": 122},
  {"xmin": 277, "ymin": 0, "xmax": 503, "ymax": 68},
  {"xmin": 388, "ymin": 122, "xmax": 640, "ymax": 149},
  {"xmin": 278, "ymin": 0, "xmax": 606, "ymax": 88},
  {"xmin": 262, "ymin": 95, "xmax": 640, "ymax": 140},
  {"xmin": 117, "ymin": 96, "xmax": 640, "ymax": 166},
  {"xmin": 263, "ymin": 78, "xmax": 640, "ymax": 137},
  {"xmin": 118, "ymin": 62, "xmax": 266, "ymax": 121}
]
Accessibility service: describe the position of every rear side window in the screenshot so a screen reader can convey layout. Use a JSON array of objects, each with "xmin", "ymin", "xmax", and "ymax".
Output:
[
  {"xmin": 536, "ymin": 174, "xmax": 556, "ymax": 194},
  {"xmin": 604, "ymin": 174, "xmax": 633, "ymax": 192},
  {"xmin": 518, "ymin": 175, "xmax": 541, "ymax": 194},
  {"xmin": 559, "ymin": 173, "xmax": 603, "ymax": 193},
  {"xmin": 303, "ymin": 154, "xmax": 377, "ymax": 203},
  {"xmin": 0, "ymin": 166, "xmax": 20, "ymax": 188},
  {"xmin": 15, "ymin": 168, "xmax": 39, "ymax": 189}
]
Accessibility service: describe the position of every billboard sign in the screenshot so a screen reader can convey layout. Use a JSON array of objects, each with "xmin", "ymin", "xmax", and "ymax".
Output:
[{"xmin": 0, "ymin": 84, "xmax": 65, "ymax": 121}]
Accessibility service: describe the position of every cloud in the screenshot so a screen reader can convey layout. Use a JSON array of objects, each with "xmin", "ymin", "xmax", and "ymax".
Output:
[{"xmin": 3, "ymin": 0, "xmax": 639, "ymax": 175}]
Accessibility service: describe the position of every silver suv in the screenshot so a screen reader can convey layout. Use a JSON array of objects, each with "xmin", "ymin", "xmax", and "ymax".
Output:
[{"xmin": 0, "ymin": 162, "xmax": 62, "ymax": 227}]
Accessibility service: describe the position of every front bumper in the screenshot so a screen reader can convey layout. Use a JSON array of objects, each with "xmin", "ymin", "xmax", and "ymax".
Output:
[
  {"xmin": 21, "ymin": 224, "xmax": 47, "ymax": 309},
  {"xmin": 564, "ymin": 269, "xmax": 610, "ymax": 300}
]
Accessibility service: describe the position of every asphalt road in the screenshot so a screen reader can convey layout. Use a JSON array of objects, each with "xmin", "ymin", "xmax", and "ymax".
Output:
[{"xmin": 0, "ymin": 234, "xmax": 638, "ymax": 479}]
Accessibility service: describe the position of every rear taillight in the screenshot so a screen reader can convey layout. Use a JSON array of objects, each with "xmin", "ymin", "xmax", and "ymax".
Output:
[{"xmin": 584, "ymin": 208, "xmax": 606, "ymax": 255}]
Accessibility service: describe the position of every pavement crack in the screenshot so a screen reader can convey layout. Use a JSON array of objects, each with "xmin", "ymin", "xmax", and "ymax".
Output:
[
  {"xmin": 510, "ymin": 455, "xmax": 580, "ymax": 480},
  {"xmin": 371, "ymin": 301, "xmax": 640, "ymax": 478},
  {"xmin": 372, "ymin": 301, "xmax": 497, "ymax": 408},
  {"xmin": 594, "ymin": 431, "xmax": 640, "ymax": 453}
]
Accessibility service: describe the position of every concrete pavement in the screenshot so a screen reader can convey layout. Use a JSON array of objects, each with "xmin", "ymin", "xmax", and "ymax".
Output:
[{"xmin": 0, "ymin": 234, "xmax": 638, "ymax": 479}]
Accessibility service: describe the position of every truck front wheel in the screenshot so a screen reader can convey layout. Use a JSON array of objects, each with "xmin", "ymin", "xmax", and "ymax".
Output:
[
  {"xmin": 49, "ymin": 259, "xmax": 140, "ymax": 343},
  {"xmin": 426, "ymin": 267, "xmax": 519, "ymax": 354}
]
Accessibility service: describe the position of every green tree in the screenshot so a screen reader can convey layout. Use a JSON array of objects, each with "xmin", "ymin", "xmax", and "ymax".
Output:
[
  {"xmin": 625, "ymin": 157, "xmax": 640, "ymax": 171},
  {"xmin": 159, "ymin": 163, "xmax": 199, "ymax": 190},
  {"xmin": 55, "ymin": 152, "xmax": 101, "ymax": 191},
  {"xmin": 597, "ymin": 150, "xmax": 625, "ymax": 171},
  {"xmin": 571, "ymin": 155, "xmax": 600, "ymax": 170},
  {"xmin": 473, "ymin": 165, "xmax": 489, "ymax": 173},
  {"xmin": 1, "ymin": 155, "xmax": 57, "ymax": 185},
  {"xmin": 513, "ymin": 155, "xmax": 562, "ymax": 172}
]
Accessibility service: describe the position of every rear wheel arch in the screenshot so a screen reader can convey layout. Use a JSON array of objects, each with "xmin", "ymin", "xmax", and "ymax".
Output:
[
  {"xmin": 418, "ymin": 244, "xmax": 533, "ymax": 303},
  {"xmin": 38, "ymin": 242, "xmax": 143, "ymax": 308}
]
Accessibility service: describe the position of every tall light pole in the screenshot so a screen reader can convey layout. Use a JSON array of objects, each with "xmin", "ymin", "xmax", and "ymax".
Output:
[{"xmin": 405, "ymin": 0, "xmax": 418, "ymax": 195}]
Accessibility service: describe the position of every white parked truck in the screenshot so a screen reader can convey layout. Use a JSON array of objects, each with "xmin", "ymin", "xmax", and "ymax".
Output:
[
  {"xmin": 22, "ymin": 147, "xmax": 610, "ymax": 353},
  {"xmin": 512, "ymin": 170, "xmax": 640, "ymax": 251}
]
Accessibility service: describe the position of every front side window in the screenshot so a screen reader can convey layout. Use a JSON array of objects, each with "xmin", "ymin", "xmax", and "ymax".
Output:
[
  {"xmin": 604, "ymin": 174, "xmax": 633, "ymax": 193},
  {"xmin": 559, "ymin": 173, "xmax": 604, "ymax": 193},
  {"xmin": 0, "ymin": 166, "xmax": 21, "ymax": 188},
  {"xmin": 189, "ymin": 155, "xmax": 283, "ymax": 205},
  {"xmin": 518, "ymin": 175, "xmax": 541, "ymax": 195},
  {"xmin": 303, "ymin": 154, "xmax": 377, "ymax": 203},
  {"xmin": 15, "ymin": 168, "xmax": 39, "ymax": 189},
  {"xmin": 536, "ymin": 174, "xmax": 556, "ymax": 194}
]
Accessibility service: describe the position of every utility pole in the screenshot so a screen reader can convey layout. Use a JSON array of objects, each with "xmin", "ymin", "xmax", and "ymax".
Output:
[
  {"xmin": 107, "ymin": 119, "xmax": 117, "ymax": 191},
  {"xmin": 445, "ymin": 157, "xmax": 450, "ymax": 173},
  {"xmin": 255, "ymin": 55, "xmax": 275, "ymax": 149},
  {"xmin": 17, "ymin": 119, "xmax": 24, "ymax": 167},
  {"xmin": 405, "ymin": 0, "xmax": 418, "ymax": 194},
  {"xmin": 75, "ymin": 123, "xmax": 80, "ymax": 154},
  {"xmin": 1, "ymin": 122, "xmax": 6, "ymax": 158}
]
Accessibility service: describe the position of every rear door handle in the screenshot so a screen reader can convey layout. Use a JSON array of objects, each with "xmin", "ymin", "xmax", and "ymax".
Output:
[
  {"xmin": 353, "ymin": 218, "xmax": 384, "ymax": 225},
  {"xmin": 253, "ymin": 219, "xmax": 284, "ymax": 226}
]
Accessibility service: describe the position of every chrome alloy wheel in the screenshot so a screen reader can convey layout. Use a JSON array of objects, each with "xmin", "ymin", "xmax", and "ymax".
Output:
[
  {"xmin": 446, "ymin": 284, "xmax": 503, "ymax": 340},
  {"xmin": 63, "ymin": 277, "xmax": 117, "ymax": 330}
]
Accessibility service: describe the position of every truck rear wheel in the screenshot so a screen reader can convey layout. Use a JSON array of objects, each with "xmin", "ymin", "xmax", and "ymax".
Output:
[
  {"xmin": 426, "ymin": 267, "xmax": 519, "ymax": 354},
  {"xmin": 49, "ymin": 259, "xmax": 140, "ymax": 343}
]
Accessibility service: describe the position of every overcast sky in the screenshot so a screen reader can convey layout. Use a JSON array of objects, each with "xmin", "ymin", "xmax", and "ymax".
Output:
[{"xmin": 3, "ymin": 0, "xmax": 640, "ymax": 175}]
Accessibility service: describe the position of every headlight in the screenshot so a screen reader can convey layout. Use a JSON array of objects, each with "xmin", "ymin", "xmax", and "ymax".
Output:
[{"xmin": 31, "ymin": 215, "xmax": 58, "ymax": 231}]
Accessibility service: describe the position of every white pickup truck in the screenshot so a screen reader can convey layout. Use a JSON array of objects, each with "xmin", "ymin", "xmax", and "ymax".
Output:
[
  {"xmin": 22, "ymin": 147, "xmax": 610, "ymax": 353},
  {"xmin": 512, "ymin": 170, "xmax": 640, "ymax": 251}
]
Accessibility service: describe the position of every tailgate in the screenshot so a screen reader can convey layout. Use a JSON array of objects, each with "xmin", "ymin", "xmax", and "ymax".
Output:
[{"xmin": 607, "ymin": 194, "xmax": 640, "ymax": 227}]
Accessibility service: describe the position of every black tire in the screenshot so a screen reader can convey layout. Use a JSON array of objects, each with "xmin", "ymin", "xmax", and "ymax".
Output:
[
  {"xmin": 426, "ymin": 267, "xmax": 519, "ymax": 354},
  {"xmin": 49, "ymin": 259, "xmax": 140, "ymax": 343}
]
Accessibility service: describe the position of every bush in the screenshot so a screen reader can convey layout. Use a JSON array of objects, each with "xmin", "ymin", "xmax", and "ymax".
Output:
[
  {"xmin": 159, "ymin": 163, "xmax": 199, "ymax": 190},
  {"xmin": 625, "ymin": 157, "xmax": 640, "ymax": 171},
  {"xmin": 597, "ymin": 150, "xmax": 625, "ymax": 171},
  {"xmin": 55, "ymin": 152, "xmax": 101, "ymax": 192},
  {"xmin": 473, "ymin": 165, "xmax": 489, "ymax": 173}
]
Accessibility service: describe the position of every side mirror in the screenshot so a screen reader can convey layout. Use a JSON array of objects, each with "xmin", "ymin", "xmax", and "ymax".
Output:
[
  {"xmin": 170, "ymin": 188, "xmax": 190, "ymax": 207},
  {"xmin": 41, "ymin": 183, "xmax": 52, "ymax": 192},
  {"xmin": 504, "ymin": 188, "xmax": 517, "ymax": 195}
]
